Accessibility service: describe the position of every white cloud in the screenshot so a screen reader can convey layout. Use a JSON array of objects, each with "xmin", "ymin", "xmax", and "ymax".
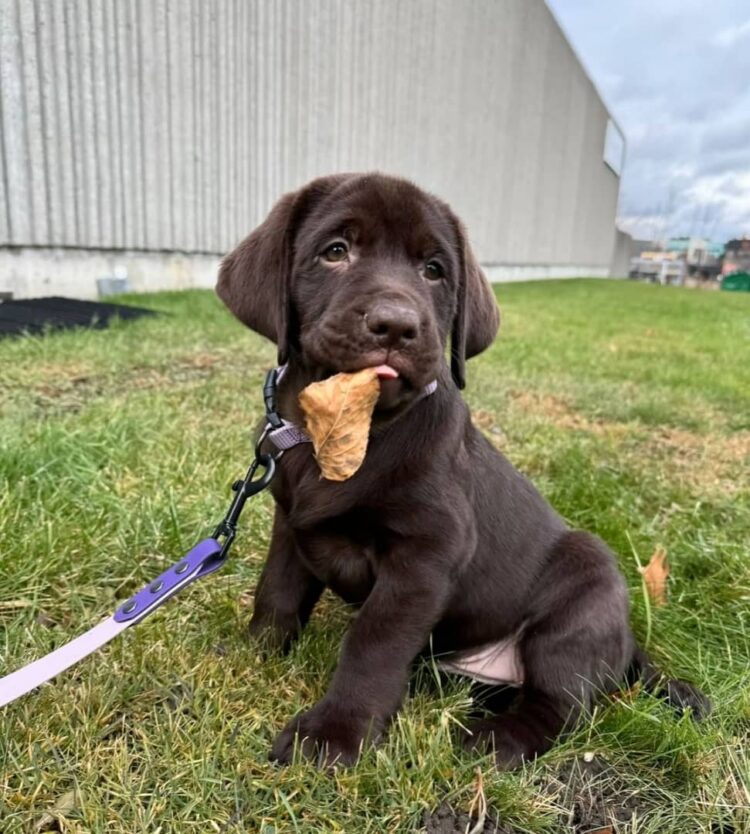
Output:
[
  {"xmin": 688, "ymin": 171, "xmax": 750, "ymax": 213},
  {"xmin": 547, "ymin": 0, "xmax": 750, "ymax": 242},
  {"xmin": 618, "ymin": 171, "xmax": 750, "ymax": 241},
  {"xmin": 713, "ymin": 18, "xmax": 750, "ymax": 47}
]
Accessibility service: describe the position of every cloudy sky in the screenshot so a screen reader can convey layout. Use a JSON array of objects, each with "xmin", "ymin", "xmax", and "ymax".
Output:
[{"xmin": 547, "ymin": 0, "xmax": 750, "ymax": 243}]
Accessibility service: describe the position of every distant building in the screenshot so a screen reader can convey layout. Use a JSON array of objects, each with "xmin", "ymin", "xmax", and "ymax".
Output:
[
  {"xmin": 722, "ymin": 238, "xmax": 750, "ymax": 276},
  {"xmin": 665, "ymin": 237, "xmax": 723, "ymax": 278},
  {"xmin": 0, "ymin": 0, "xmax": 625, "ymax": 300},
  {"xmin": 629, "ymin": 249, "xmax": 685, "ymax": 284}
]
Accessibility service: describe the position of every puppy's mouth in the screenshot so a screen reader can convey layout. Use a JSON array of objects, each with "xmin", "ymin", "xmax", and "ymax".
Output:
[
  {"xmin": 372, "ymin": 364, "xmax": 399, "ymax": 380},
  {"xmin": 314, "ymin": 361, "xmax": 417, "ymax": 412},
  {"xmin": 372, "ymin": 364, "xmax": 407, "ymax": 411}
]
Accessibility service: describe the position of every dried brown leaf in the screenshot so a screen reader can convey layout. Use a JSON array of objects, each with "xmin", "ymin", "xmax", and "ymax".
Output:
[
  {"xmin": 299, "ymin": 368, "xmax": 380, "ymax": 481},
  {"xmin": 640, "ymin": 546, "xmax": 669, "ymax": 606}
]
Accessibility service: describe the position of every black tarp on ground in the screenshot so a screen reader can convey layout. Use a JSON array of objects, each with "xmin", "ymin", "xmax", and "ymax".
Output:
[{"xmin": 0, "ymin": 296, "xmax": 157, "ymax": 338}]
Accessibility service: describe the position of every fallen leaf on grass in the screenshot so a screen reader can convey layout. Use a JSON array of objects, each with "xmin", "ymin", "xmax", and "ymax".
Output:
[
  {"xmin": 640, "ymin": 546, "xmax": 669, "ymax": 606},
  {"xmin": 34, "ymin": 789, "xmax": 80, "ymax": 832},
  {"xmin": 299, "ymin": 369, "xmax": 380, "ymax": 481}
]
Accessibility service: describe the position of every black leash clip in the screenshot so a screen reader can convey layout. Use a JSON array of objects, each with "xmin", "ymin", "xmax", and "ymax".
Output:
[
  {"xmin": 212, "ymin": 452, "xmax": 276, "ymax": 560},
  {"xmin": 213, "ymin": 368, "xmax": 284, "ymax": 559}
]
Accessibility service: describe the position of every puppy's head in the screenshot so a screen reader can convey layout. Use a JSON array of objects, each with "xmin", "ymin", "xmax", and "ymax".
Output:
[{"xmin": 217, "ymin": 174, "xmax": 499, "ymax": 411}]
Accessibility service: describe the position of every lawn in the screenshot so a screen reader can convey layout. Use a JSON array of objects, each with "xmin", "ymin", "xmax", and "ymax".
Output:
[{"xmin": 1, "ymin": 279, "xmax": 748, "ymax": 833}]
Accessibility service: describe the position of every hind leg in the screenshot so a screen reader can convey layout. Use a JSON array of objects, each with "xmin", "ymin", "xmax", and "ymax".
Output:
[
  {"xmin": 468, "ymin": 682, "xmax": 522, "ymax": 720},
  {"xmin": 464, "ymin": 531, "xmax": 633, "ymax": 769}
]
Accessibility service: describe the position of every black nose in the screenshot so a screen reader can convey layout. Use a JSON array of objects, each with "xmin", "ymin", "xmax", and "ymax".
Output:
[{"xmin": 365, "ymin": 303, "xmax": 420, "ymax": 347}]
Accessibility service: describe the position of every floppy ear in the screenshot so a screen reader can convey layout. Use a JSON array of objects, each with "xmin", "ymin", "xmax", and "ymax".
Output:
[
  {"xmin": 216, "ymin": 175, "xmax": 351, "ymax": 363},
  {"xmin": 450, "ymin": 219, "xmax": 500, "ymax": 389}
]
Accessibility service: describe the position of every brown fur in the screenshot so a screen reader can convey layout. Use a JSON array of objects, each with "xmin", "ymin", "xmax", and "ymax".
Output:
[{"xmin": 217, "ymin": 173, "xmax": 709, "ymax": 768}]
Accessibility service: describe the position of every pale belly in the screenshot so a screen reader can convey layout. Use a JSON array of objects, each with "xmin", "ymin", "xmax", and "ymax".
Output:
[{"xmin": 437, "ymin": 630, "xmax": 524, "ymax": 686}]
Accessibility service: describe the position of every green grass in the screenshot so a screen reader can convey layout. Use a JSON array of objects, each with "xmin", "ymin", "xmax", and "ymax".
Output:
[{"xmin": 1, "ymin": 279, "xmax": 748, "ymax": 833}]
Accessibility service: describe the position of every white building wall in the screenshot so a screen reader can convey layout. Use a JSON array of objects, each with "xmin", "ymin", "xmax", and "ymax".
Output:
[{"xmin": 0, "ymin": 0, "xmax": 622, "ymax": 299}]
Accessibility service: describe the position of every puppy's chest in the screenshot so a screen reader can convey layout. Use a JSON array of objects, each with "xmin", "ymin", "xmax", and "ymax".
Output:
[{"xmin": 293, "ymin": 510, "xmax": 386, "ymax": 604}]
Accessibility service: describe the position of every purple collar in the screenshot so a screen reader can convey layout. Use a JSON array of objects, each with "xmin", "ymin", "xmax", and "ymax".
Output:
[{"xmin": 267, "ymin": 367, "xmax": 438, "ymax": 452}]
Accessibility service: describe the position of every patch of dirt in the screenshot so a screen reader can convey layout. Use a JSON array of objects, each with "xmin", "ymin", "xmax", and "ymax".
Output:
[
  {"xmin": 27, "ymin": 360, "xmax": 95, "ymax": 386},
  {"xmin": 10, "ymin": 351, "xmax": 247, "ymax": 415},
  {"xmin": 643, "ymin": 425, "xmax": 750, "ymax": 497},
  {"xmin": 507, "ymin": 390, "xmax": 629, "ymax": 439},
  {"xmin": 471, "ymin": 409, "xmax": 508, "ymax": 447},
  {"xmin": 504, "ymin": 390, "xmax": 750, "ymax": 496},
  {"xmin": 545, "ymin": 757, "xmax": 651, "ymax": 832},
  {"xmin": 421, "ymin": 802, "xmax": 520, "ymax": 834}
]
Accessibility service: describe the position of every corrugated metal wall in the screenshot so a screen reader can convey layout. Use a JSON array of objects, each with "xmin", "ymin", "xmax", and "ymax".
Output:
[{"xmin": 0, "ymin": 0, "xmax": 620, "ymax": 270}]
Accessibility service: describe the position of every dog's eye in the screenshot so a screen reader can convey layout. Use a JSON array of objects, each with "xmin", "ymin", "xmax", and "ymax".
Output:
[
  {"xmin": 424, "ymin": 260, "xmax": 444, "ymax": 280},
  {"xmin": 322, "ymin": 242, "xmax": 349, "ymax": 263}
]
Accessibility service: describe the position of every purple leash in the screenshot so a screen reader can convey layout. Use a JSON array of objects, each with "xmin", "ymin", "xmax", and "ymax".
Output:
[
  {"xmin": 1, "ymin": 365, "xmax": 437, "ymax": 709},
  {"xmin": 0, "ymin": 369, "xmax": 283, "ymax": 709},
  {"xmin": 0, "ymin": 538, "xmax": 226, "ymax": 707}
]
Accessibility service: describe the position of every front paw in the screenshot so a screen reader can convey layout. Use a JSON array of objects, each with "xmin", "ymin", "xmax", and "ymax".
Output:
[
  {"xmin": 270, "ymin": 700, "xmax": 382, "ymax": 767},
  {"xmin": 247, "ymin": 612, "xmax": 298, "ymax": 655}
]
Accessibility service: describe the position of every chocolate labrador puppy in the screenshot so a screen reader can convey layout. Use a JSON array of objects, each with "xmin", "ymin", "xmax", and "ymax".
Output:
[{"xmin": 217, "ymin": 173, "xmax": 709, "ymax": 768}]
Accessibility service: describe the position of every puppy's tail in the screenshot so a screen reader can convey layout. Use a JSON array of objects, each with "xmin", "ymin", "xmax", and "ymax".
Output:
[{"xmin": 625, "ymin": 645, "xmax": 711, "ymax": 720}]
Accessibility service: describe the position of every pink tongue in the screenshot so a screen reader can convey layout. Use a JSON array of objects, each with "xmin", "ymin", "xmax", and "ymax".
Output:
[{"xmin": 373, "ymin": 364, "xmax": 399, "ymax": 379}]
